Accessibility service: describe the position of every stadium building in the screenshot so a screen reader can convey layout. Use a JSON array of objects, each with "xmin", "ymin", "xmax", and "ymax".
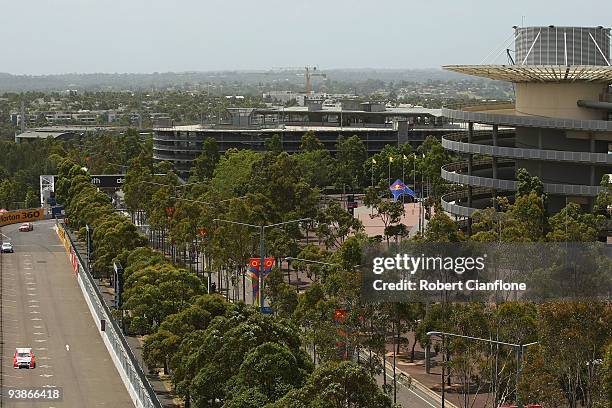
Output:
[{"xmin": 440, "ymin": 26, "xmax": 612, "ymax": 223}]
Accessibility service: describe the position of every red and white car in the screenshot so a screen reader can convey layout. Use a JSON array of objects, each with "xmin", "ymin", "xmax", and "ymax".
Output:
[
  {"xmin": 19, "ymin": 222, "xmax": 34, "ymax": 232},
  {"xmin": 13, "ymin": 348, "xmax": 35, "ymax": 369}
]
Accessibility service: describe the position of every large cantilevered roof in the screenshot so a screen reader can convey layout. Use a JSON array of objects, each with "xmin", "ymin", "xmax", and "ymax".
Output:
[{"xmin": 443, "ymin": 65, "xmax": 612, "ymax": 83}]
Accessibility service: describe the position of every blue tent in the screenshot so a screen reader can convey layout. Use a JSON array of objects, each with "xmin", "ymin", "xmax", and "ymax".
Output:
[{"xmin": 389, "ymin": 179, "xmax": 416, "ymax": 201}]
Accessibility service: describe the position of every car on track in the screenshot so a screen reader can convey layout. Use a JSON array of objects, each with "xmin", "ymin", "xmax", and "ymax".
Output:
[
  {"xmin": 19, "ymin": 222, "xmax": 34, "ymax": 232},
  {"xmin": 1, "ymin": 242, "xmax": 13, "ymax": 253},
  {"xmin": 13, "ymin": 348, "xmax": 35, "ymax": 369}
]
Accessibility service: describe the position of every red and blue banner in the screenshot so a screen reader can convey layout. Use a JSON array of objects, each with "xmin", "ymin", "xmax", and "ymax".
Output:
[{"xmin": 248, "ymin": 257, "xmax": 275, "ymax": 306}]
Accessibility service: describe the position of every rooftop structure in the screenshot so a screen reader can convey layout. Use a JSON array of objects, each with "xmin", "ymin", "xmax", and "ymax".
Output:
[{"xmin": 440, "ymin": 26, "xmax": 612, "ymax": 227}]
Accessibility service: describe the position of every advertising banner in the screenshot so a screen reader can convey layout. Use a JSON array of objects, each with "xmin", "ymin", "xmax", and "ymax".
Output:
[
  {"xmin": 0, "ymin": 208, "xmax": 45, "ymax": 227},
  {"xmin": 248, "ymin": 257, "xmax": 275, "ymax": 305}
]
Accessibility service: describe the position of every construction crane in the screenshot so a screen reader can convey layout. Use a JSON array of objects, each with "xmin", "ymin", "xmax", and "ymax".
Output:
[
  {"xmin": 271, "ymin": 66, "xmax": 327, "ymax": 94},
  {"xmin": 304, "ymin": 66, "xmax": 326, "ymax": 94}
]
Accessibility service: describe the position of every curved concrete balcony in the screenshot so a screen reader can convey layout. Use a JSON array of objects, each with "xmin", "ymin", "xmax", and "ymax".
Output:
[
  {"xmin": 153, "ymin": 152, "xmax": 197, "ymax": 162},
  {"xmin": 441, "ymin": 160, "xmax": 602, "ymax": 197},
  {"xmin": 440, "ymin": 187, "xmax": 494, "ymax": 217},
  {"xmin": 153, "ymin": 145, "xmax": 203, "ymax": 153},
  {"xmin": 442, "ymin": 131, "xmax": 612, "ymax": 165},
  {"xmin": 442, "ymin": 107, "xmax": 612, "ymax": 132},
  {"xmin": 441, "ymin": 160, "xmax": 517, "ymax": 191}
]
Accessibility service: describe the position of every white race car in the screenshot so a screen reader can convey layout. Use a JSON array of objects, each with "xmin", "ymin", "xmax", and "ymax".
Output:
[{"xmin": 13, "ymin": 348, "xmax": 36, "ymax": 369}]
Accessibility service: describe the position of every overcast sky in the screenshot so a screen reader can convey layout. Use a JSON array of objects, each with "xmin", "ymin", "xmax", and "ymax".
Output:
[{"xmin": 2, "ymin": 0, "xmax": 611, "ymax": 75}]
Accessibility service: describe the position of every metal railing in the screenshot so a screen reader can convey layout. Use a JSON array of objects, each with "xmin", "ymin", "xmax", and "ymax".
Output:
[
  {"xmin": 442, "ymin": 107, "xmax": 612, "ymax": 132},
  {"xmin": 442, "ymin": 130, "xmax": 612, "ymax": 165},
  {"xmin": 440, "ymin": 188, "xmax": 492, "ymax": 217},
  {"xmin": 58, "ymin": 222, "xmax": 162, "ymax": 408}
]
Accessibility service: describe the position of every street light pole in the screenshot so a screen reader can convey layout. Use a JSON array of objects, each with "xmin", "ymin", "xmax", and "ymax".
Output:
[
  {"xmin": 85, "ymin": 224, "xmax": 91, "ymax": 272},
  {"xmin": 214, "ymin": 218, "xmax": 311, "ymax": 312},
  {"xmin": 259, "ymin": 225, "xmax": 265, "ymax": 310},
  {"xmin": 426, "ymin": 331, "xmax": 539, "ymax": 407}
]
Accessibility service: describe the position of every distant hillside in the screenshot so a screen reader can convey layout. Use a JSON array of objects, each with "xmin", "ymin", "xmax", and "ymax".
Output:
[{"xmin": 0, "ymin": 69, "xmax": 476, "ymax": 93}]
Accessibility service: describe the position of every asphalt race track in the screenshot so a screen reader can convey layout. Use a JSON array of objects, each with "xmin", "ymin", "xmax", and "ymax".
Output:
[{"xmin": 1, "ymin": 220, "xmax": 133, "ymax": 407}]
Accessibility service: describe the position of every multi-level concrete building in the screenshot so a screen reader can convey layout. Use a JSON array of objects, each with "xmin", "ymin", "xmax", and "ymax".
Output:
[
  {"xmin": 153, "ymin": 102, "xmax": 459, "ymax": 176},
  {"xmin": 440, "ymin": 26, "xmax": 612, "ymax": 221}
]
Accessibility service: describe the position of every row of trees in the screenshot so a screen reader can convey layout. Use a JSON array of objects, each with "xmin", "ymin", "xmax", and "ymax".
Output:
[
  {"xmin": 0, "ymin": 139, "xmax": 57, "ymax": 209},
  {"xmin": 54, "ymin": 127, "xmax": 611, "ymax": 407},
  {"xmin": 53, "ymin": 156, "xmax": 147, "ymax": 276},
  {"xmin": 54, "ymin": 151, "xmax": 392, "ymax": 408}
]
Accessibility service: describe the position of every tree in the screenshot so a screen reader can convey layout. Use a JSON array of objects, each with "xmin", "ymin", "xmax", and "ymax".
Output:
[
  {"xmin": 316, "ymin": 201, "xmax": 364, "ymax": 249},
  {"xmin": 489, "ymin": 302, "xmax": 538, "ymax": 405},
  {"xmin": 264, "ymin": 134, "xmax": 283, "ymax": 154},
  {"xmin": 249, "ymin": 152, "xmax": 320, "ymax": 220},
  {"xmin": 211, "ymin": 149, "xmax": 260, "ymax": 199},
  {"xmin": 143, "ymin": 294, "xmax": 228, "ymax": 376},
  {"xmin": 123, "ymin": 264, "xmax": 205, "ymax": 333},
  {"xmin": 336, "ymin": 135, "xmax": 367, "ymax": 190},
  {"xmin": 187, "ymin": 312, "xmax": 312, "ymax": 407},
  {"xmin": 24, "ymin": 186, "xmax": 38, "ymax": 208},
  {"xmin": 503, "ymin": 192, "xmax": 547, "ymax": 242},
  {"xmin": 190, "ymin": 137, "xmax": 219, "ymax": 181},
  {"xmin": 602, "ymin": 343, "xmax": 612, "ymax": 404},
  {"xmin": 517, "ymin": 346, "xmax": 566, "ymax": 407},
  {"xmin": 533, "ymin": 302, "xmax": 611, "ymax": 408},
  {"xmin": 269, "ymin": 361, "xmax": 392, "ymax": 408},
  {"xmin": 422, "ymin": 211, "xmax": 464, "ymax": 242},
  {"xmin": 300, "ymin": 130, "xmax": 325, "ymax": 152},
  {"xmin": 546, "ymin": 202, "xmax": 602, "ymax": 242},
  {"xmin": 417, "ymin": 136, "xmax": 453, "ymax": 198},
  {"xmin": 516, "ymin": 168, "xmax": 544, "ymax": 198},
  {"xmin": 294, "ymin": 283, "xmax": 339, "ymax": 364},
  {"xmin": 265, "ymin": 268, "xmax": 299, "ymax": 318},
  {"xmin": 230, "ymin": 342, "xmax": 306, "ymax": 402},
  {"xmin": 374, "ymin": 200, "xmax": 404, "ymax": 244},
  {"xmin": 293, "ymin": 149, "xmax": 336, "ymax": 188},
  {"xmin": 593, "ymin": 174, "xmax": 611, "ymax": 218}
]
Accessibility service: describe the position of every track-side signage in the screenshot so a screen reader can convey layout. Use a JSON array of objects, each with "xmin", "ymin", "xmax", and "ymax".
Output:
[{"xmin": 0, "ymin": 208, "xmax": 45, "ymax": 227}]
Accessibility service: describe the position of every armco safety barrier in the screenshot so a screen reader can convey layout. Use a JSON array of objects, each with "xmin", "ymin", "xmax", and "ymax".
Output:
[{"xmin": 56, "ymin": 221, "xmax": 162, "ymax": 408}]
